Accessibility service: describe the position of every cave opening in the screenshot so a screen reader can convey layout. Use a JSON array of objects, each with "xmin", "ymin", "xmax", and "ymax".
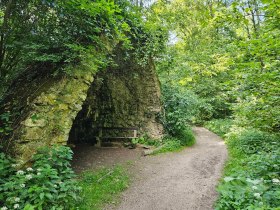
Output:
[
  {"xmin": 67, "ymin": 58, "xmax": 164, "ymax": 171},
  {"xmin": 68, "ymin": 56, "xmax": 163, "ymax": 149}
]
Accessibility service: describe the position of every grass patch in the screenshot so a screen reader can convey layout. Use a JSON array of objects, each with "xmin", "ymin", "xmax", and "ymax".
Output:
[{"xmin": 77, "ymin": 165, "xmax": 130, "ymax": 210}]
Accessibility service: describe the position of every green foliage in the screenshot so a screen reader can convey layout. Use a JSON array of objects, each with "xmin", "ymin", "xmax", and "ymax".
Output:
[
  {"xmin": 171, "ymin": 125, "xmax": 196, "ymax": 147},
  {"xmin": 0, "ymin": 0, "xmax": 167, "ymax": 98},
  {"xmin": 156, "ymin": 0, "xmax": 279, "ymax": 132},
  {"xmin": 136, "ymin": 135, "xmax": 161, "ymax": 147},
  {"xmin": 154, "ymin": 138, "xmax": 183, "ymax": 154},
  {"xmin": 161, "ymin": 84, "xmax": 201, "ymax": 133},
  {"xmin": 215, "ymin": 129, "xmax": 280, "ymax": 210},
  {"xmin": 0, "ymin": 146, "xmax": 80, "ymax": 209},
  {"xmin": 78, "ymin": 166, "xmax": 130, "ymax": 210},
  {"xmin": 205, "ymin": 119, "xmax": 234, "ymax": 138},
  {"xmin": 0, "ymin": 112, "xmax": 12, "ymax": 135},
  {"xmin": 159, "ymin": 79, "xmax": 197, "ymax": 153},
  {"xmin": 216, "ymin": 172, "xmax": 280, "ymax": 210},
  {"xmin": 0, "ymin": 0, "xmax": 121, "ymax": 76},
  {"xmin": 228, "ymin": 129, "xmax": 280, "ymax": 155},
  {"xmin": 153, "ymin": 126, "xmax": 195, "ymax": 154}
]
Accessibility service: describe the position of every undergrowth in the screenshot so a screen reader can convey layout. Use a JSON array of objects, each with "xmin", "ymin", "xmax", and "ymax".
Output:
[
  {"xmin": 155, "ymin": 126, "xmax": 196, "ymax": 154},
  {"xmin": 0, "ymin": 146, "xmax": 80, "ymax": 210},
  {"xmin": 0, "ymin": 146, "xmax": 130, "ymax": 210},
  {"xmin": 207, "ymin": 119, "xmax": 280, "ymax": 210},
  {"xmin": 204, "ymin": 118, "xmax": 234, "ymax": 138},
  {"xmin": 134, "ymin": 126, "xmax": 195, "ymax": 154}
]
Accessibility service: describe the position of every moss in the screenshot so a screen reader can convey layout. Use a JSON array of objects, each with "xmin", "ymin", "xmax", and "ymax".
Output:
[{"xmin": 8, "ymin": 71, "xmax": 94, "ymax": 162}]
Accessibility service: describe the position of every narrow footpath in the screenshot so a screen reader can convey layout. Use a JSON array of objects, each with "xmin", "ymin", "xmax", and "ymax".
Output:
[{"xmin": 113, "ymin": 127, "xmax": 228, "ymax": 210}]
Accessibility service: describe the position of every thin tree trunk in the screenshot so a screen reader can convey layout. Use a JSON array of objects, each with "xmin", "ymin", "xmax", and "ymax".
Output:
[{"xmin": 0, "ymin": 0, "xmax": 14, "ymax": 77}]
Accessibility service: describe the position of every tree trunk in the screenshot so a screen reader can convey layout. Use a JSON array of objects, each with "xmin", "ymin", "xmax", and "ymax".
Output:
[{"xmin": 0, "ymin": 0, "xmax": 14, "ymax": 78}]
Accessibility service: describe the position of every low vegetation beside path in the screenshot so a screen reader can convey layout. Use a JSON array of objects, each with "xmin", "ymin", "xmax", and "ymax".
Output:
[
  {"xmin": 78, "ymin": 166, "xmax": 130, "ymax": 210},
  {"xmin": 0, "ymin": 146, "xmax": 130, "ymax": 210},
  {"xmin": 132, "ymin": 125, "xmax": 195, "ymax": 155},
  {"xmin": 205, "ymin": 119, "xmax": 280, "ymax": 210}
]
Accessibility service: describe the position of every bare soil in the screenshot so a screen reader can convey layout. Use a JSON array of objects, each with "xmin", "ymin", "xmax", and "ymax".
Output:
[
  {"xmin": 72, "ymin": 127, "xmax": 228, "ymax": 210},
  {"xmin": 71, "ymin": 145, "xmax": 144, "ymax": 173}
]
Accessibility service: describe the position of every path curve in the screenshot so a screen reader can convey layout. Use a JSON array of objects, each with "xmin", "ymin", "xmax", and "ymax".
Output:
[{"xmin": 112, "ymin": 127, "xmax": 228, "ymax": 210}]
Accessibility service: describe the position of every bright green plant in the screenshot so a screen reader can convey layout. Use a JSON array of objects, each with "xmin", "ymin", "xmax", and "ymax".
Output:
[
  {"xmin": 153, "ymin": 138, "xmax": 182, "ymax": 154},
  {"xmin": 161, "ymin": 84, "xmax": 200, "ymax": 133},
  {"xmin": 228, "ymin": 129, "xmax": 280, "ymax": 155},
  {"xmin": 171, "ymin": 125, "xmax": 195, "ymax": 147},
  {"xmin": 216, "ymin": 129, "xmax": 280, "ymax": 209},
  {"xmin": 153, "ymin": 126, "xmax": 195, "ymax": 154},
  {"xmin": 204, "ymin": 119, "xmax": 234, "ymax": 138},
  {"xmin": 137, "ymin": 135, "xmax": 161, "ymax": 147},
  {"xmin": 0, "ymin": 146, "xmax": 80, "ymax": 209},
  {"xmin": 216, "ymin": 174, "xmax": 280, "ymax": 210}
]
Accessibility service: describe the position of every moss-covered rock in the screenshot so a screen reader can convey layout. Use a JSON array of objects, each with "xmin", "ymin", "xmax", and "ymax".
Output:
[
  {"xmin": 69, "ymin": 54, "xmax": 164, "ymax": 144},
  {"xmin": 0, "ymin": 70, "xmax": 94, "ymax": 164},
  {"xmin": 1, "ymin": 52, "xmax": 163, "ymax": 164}
]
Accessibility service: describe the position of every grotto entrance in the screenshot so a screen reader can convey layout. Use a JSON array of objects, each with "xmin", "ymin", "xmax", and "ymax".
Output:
[
  {"xmin": 68, "ymin": 56, "xmax": 164, "ymax": 172},
  {"xmin": 68, "ymin": 54, "xmax": 163, "ymax": 147}
]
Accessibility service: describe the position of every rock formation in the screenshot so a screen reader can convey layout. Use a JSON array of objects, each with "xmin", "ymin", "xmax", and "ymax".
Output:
[{"xmin": 0, "ymin": 54, "xmax": 163, "ymax": 163}]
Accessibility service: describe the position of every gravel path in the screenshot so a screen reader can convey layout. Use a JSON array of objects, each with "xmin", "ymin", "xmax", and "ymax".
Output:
[{"xmin": 112, "ymin": 127, "xmax": 228, "ymax": 210}]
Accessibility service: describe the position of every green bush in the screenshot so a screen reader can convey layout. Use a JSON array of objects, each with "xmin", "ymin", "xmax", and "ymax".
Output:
[
  {"xmin": 228, "ymin": 129, "xmax": 280, "ymax": 155},
  {"xmin": 154, "ymin": 138, "xmax": 182, "ymax": 154},
  {"xmin": 172, "ymin": 126, "xmax": 195, "ymax": 147},
  {"xmin": 137, "ymin": 135, "xmax": 161, "ymax": 147},
  {"xmin": 216, "ymin": 149, "xmax": 280, "ymax": 210},
  {"xmin": 216, "ymin": 129, "xmax": 280, "ymax": 210},
  {"xmin": 204, "ymin": 118, "xmax": 233, "ymax": 138},
  {"xmin": 216, "ymin": 174, "xmax": 280, "ymax": 210},
  {"xmin": 0, "ymin": 146, "xmax": 80, "ymax": 209},
  {"xmin": 153, "ymin": 126, "xmax": 195, "ymax": 154},
  {"xmin": 161, "ymin": 84, "xmax": 200, "ymax": 134}
]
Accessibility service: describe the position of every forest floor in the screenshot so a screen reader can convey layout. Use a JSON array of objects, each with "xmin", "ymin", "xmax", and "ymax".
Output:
[
  {"xmin": 72, "ymin": 127, "xmax": 228, "ymax": 210},
  {"xmin": 71, "ymin": 145, "xmax": 144, "ymax": 173}
]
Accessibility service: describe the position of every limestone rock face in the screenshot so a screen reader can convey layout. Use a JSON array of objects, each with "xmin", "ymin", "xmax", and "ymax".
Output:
[
  {"xmin": 0, "ymin": 55, "xmax": 163, "ymax": 163},
  {"xmin": 1, "ymin": 72, "xmax": 94, "ymax": 163},
  {"xmin": 70, "ymin": 57, "xmax": 164, "ymax": 144}
]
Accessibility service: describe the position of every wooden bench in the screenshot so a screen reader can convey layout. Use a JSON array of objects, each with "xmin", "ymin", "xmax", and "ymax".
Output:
[{"xmin": 95, "ymin": 127, "xmax": 138, "ymax": 147}]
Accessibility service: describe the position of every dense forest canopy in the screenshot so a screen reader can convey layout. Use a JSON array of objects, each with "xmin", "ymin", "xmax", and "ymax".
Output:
[{"xmin": 153, "ymin": 0, "xmax": 279, "ymax": 132}]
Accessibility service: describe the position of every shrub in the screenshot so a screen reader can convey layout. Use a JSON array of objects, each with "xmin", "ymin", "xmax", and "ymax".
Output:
[
  {"xmin": 216, "ymin": 129, "xmax": 280, "ymax": 210},
  {"xmin": 137, "ymin": 135, "xmax": 161, "ymax": 147},
  {"xmin": 216, "ymin": 149, "xmax": 280, "ymax": 210},
  {"xmin": 0, "ymin": 146, "xmax": 80, "ymax": 209},
  {"xmin": 172, "ymin": 125, "xmax": 195, "ymax": 146},
  {"xmin": 154, "ymin": 138, "xmax": 182, "ymax": 154},
  {"xmin": 228, "ymin": 129, "xmax": 279, "ymax": 155},
  {"xmin": 152, "ymin": 126, "xmax": 195, "ymax": 154},
  {"xmin": 216, "ymin": 175, "xmax": 280, "ymax": 210},
  {"xmin": 204, "ymin": 118, "xmax": 233, "ymax": 138},
  {"xmin": 161, "ymin": 84, "xmax": 200, "ymax": 134}
]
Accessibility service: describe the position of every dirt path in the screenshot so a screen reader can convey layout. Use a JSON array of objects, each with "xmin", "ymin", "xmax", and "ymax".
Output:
[{"xmin": 111, "ymin": 127, "xmax": 228, "ymax": 210}]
